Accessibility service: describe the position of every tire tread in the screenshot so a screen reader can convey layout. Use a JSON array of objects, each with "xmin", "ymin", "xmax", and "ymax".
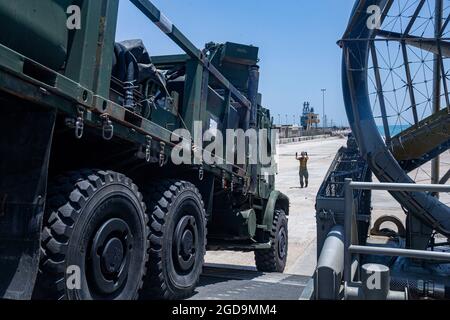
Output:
[
  {"xmin": 34, "ymin": 170, "xmax": 149, "ymax": 300},
  {"xmin": 255, "ymin": 209, "xmax": 288, "ymax": 273},
  {"xmin": 142, "ymin": 180, "xmax": 207, "ymax": 300}
]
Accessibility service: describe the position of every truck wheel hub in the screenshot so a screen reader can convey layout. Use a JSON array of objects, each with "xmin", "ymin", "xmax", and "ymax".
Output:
[
  {"xmin": 278, "ymin": 227, "xmax": 287, "ymax": 260},
  {"xmin": 181, "ymin": 230, "xmax": 194, "ymax": 256},
  {"xmin": 174, "ymin": 215, "xmax": 197, "ymax": 272},
  {"xmin": 90, "ymin": 218, "xmax": 132, "ymax": 294},
  {"xmin": 102, "ymin": 238, "xmax": 124, "ymax": 274}
]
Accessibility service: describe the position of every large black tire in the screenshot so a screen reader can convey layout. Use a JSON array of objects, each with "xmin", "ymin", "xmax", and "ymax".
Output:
[
  {"xmin": 142, "ymin": 180, "xmax": 206, "ymax": 300},
  {"xmin": 34, "ymin": 170, "xmax": 149, "ymax": 300},
  {"xmin": 255, "ymin": 209, "xmax": 288, "ymax": 273}
]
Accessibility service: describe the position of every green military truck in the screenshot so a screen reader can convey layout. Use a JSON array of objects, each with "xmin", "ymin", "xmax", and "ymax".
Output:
[{"xmin": 0, "ymin": 0, "xmax": 289, "ymax": 300}]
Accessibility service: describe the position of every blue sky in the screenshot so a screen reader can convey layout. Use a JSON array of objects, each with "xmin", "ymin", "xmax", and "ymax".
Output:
[{"xmin": 116, "ymin": 0, "xmax": 356, "ymax": 126}]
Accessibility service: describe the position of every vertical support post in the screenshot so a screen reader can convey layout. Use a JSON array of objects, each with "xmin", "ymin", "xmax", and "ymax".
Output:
[
  {"xmin": 223, "ymin": 89, "xmax": 232, "ymax": 171},
  {"xmin": 222, "ymin": 89, "xmax": 232, "ymax": 129},
  {"xmin": 92, "ymin": 0, "xmax": 120, "ymax": 98},
  {"xmin": 65, "ymin": 0, "xmax": 104, "ymax": 91},
  {"xmin": 199, "ymin": 66, "xmax": 210, "ymax": 127},
  {"xmin": 432, "ymin": 0, "xmax": 443, "ymax": 187},
  {"xmin": 182, "ymin": 60, "xmax": 204, "ymax": 167},
  {"xmin": 248, "ymin": 66, "xmax": 260, "ymax": 129},
  {"xmin": 182, "ymin": 60, "xmax": 204, "ymax": 134},
  {"xmin": 344, "ymin": 178, "xmax": 353, "ymax": 283},
  {"xmin": 247, "ymin": 66, "xmax": 260, "ymax": 194}
]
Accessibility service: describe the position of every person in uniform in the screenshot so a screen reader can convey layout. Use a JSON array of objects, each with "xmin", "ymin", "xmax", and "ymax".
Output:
[{"xmin": 296, "ymin": 152, "xmax": 309, "ymax": 188}]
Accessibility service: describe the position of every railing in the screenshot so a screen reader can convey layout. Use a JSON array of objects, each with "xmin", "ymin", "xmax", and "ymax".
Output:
[{"xmin": 343, "ymin": 179, "xmax": 450, "ymax": 284}]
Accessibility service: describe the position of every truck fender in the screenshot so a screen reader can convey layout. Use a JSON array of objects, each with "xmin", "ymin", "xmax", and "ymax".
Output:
[{"xmin": 262, "ymin": 191, "xmax": 290, "ymax": 229}]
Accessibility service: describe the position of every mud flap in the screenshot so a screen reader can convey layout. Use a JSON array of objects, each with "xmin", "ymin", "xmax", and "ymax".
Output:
[{"xmin": 0, "ymin": 102, "xmax": 55, "ymax": 300}]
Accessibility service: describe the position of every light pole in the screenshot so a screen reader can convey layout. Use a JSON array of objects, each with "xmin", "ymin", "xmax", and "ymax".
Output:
[
  {"xmin": 278, "ymin": 114, "xmax": 281, "ymax": 126},
  {"xmin": 321, "ymin": 89, "xmax": 326, "ymax": 131}
]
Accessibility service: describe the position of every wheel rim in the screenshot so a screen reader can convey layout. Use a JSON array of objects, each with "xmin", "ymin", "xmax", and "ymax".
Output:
[
  {"xmin": 173, "ymin": 214, "xmax": 198, "ymax": 273},
  {"xmin": 90, "ymin": 218, "xmax": 132, "ymax": 295},
  {"xmin": 277, "ymin": 226, "xmax": 287, "ymax": 260}
]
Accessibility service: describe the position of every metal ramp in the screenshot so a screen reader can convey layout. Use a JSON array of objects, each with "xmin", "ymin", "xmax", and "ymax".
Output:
[
  {"xmin": 189, "ymin": 264, "xmax": 313, "ymax": 300},
  {"xmin": 390, "ymin": 108, "xmax": 450, "ymax": 172}
]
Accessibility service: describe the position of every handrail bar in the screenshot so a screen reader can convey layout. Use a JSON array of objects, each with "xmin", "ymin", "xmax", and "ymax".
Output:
[{"xmin": 343, "ymin": 179, "xmax": 450, "ymax": 283}]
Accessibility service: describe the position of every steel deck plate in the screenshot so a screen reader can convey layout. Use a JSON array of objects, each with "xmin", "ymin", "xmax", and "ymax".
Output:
[{"xmin": 189, "ymin": 264, "xmax": 313, "ymax": 300}]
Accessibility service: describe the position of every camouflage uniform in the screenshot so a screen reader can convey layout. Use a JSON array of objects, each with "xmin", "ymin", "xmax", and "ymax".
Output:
[{"xmin": 298, "ymin": 156, "xmax": 309, "ymax": 188}]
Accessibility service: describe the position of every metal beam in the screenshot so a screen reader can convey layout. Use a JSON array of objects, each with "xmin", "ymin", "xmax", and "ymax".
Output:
[
  {"xmin": 349, "ymin": 181, "xmax": 450, "ymax": 193},
  {"xmin": 349, "ymin": 245, "xmax": 450, "ymax": 262},
  {"xmin": 401, "ymin": 41, "xmax": 419, "ymax": 124},
  {"xmin": 344, "ymin": 179, "xmax": 353, "ymax": 283},
  {"xmin": 401, "ymin": 0, "xmax": 426, "ymax": 125},
  {"xmin": 432, "ymin": 0, "xmax": 443, "ymax": 187},
  {"xmin": 130, "ymin": 0, "xmax": 200, "ymax": 58},
  {"xmin": 370, "ymin": 41, "xmax": 392, "ymax": 142},
  {"xmin": 377, "ymin": 30, "xmax": 450, "ymax": 57},
  {"xmin": 442, "ymin": 14, "xmax": 450, "ymax": 35},
  {"xmin": 437, "ymin": 41, "xmax": 450, "ymax": 109},
  {"xmin": 439, "ymin": 169, "xmax": 450, "ymax": 185},
  {"xmin": 404, "ymin": 0, "xmax": 426, "ymax": 35}
]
